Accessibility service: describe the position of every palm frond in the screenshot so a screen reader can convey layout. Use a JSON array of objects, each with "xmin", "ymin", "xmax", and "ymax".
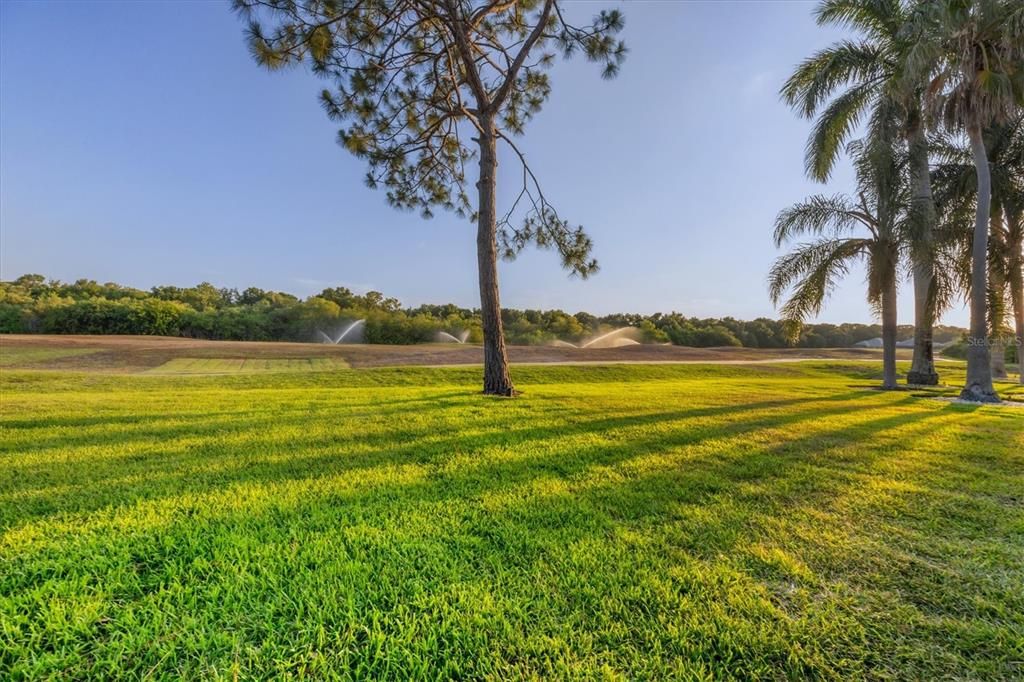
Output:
[
  {"xmin": 768, "ymin": 238, "xmax": 870, "ymax": 321},
  {"xmin": 917, "ymin": 0, "xmax": 1024, "ymax": 133},
  {"xmin": 780, "ymin": 41, "xmax": 886, "ymax": 117},
  {"xmin": 773, "ymin": 194, "xmax": 874, "ymax": 246},
  {"xmin": 805, "ymin": 81, "xmax": 877, "ymax": 181},
  {"xmin": 927, "ymin": 129, "xmax": 972, "ymax": 164},
  {"xmin": 930, "ymin": 241, "xmax": 967, "ymax": 315},
  {"xmin": 816, "ymin": 0, "xmax": 904, "ymax": 42}
]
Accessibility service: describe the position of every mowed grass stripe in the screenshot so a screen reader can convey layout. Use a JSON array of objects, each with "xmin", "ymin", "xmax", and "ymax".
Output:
[
  {"xmin": 143, "ymin": 356, "xmax": 350, "ymax": 375},
  {"xmin": 0, "ymin": 362, "xmax": 1021, "ymax": 679},
  {"xmin": 0, "ymin": 346, "xmax": 102, "ymax": 367}
]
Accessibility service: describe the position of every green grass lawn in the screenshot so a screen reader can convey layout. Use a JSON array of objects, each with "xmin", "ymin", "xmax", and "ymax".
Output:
[{"xmin": 1, "ymin": 361, "xmax": 1022, "ymax": 679}]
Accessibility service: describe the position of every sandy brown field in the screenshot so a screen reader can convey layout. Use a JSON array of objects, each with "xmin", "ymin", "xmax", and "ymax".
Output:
[{"xmin": 0, "ymin": 334, "xmax": 911, "ymax": 373}]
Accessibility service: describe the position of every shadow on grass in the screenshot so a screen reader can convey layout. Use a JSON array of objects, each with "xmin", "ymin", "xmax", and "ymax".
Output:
[
  {"xmin": 0, "ymin": 390, "xmax": 892, "ymax": 528},
  {"xmin": 0, "ymin": 391, "xmax": 483, "ymax": 448},
  {"xmin": 5, "ymin": 385, "xmax": 1021, "ymax": 680}
]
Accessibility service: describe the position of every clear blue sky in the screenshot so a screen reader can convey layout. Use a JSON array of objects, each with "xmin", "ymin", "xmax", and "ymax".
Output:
[{"xmin": 0, "ymin": 0, "xmax": 968, "ymax": 326}]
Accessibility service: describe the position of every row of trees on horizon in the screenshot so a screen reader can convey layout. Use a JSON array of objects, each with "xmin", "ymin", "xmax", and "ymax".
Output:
[{"xmin": 0, "ymin": 273, "xmax": 975, "ymax": 352}]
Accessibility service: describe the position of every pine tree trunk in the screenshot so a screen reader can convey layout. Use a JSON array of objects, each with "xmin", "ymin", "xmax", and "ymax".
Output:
[
  {"xmin": 881, "ymin": 262, "xmax": 898, "ymax": 390},
  {"xmin": 961, "ymin": 124, "xmax": 999, "ymax": 402},
  {"xmin": 906, "ymin": 119, "xmax": 939, "ymax": 385},
  {"xmin": 476, "ymin": 116, "xmax": 515, "ymax": 396}
]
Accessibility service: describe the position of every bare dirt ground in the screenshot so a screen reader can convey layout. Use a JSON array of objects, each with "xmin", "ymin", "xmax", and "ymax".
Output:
[{"xmin": 0, "ymin": 334, "xmax": 913, "ymax": 372}]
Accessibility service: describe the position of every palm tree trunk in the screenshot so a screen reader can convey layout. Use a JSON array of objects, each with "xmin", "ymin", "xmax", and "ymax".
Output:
[
  {"xmin": 1009, "ymin": 211, "xmax": 1024, "ymax": 385},
  {"xmin": 1012, "ymin": 268, "xmax": 1024, "ymax": 384},
  {"xmin": 990, "ymin": 204, "xmax": 1008, "ymax": 379},
  {"xmin": 961, "ymin": 124, "xmax": 999, "ymax": 402},
  {"xmin": 991, "ymin": 337, "xmax": 1007, "ymax": 378},
  {"xmin": 881, "ymin": 260, "xmax": 898, "ymax": 390},
  {"xmin": 476, "ymin": 115, "xmax": 515, "ymax": 396},
  {"xmin": 906, "ymin": 119, "xmax": 939, "ymax": 385}
]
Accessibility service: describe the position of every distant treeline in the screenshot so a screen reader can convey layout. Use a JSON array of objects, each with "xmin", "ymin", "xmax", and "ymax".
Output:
[{"xmin": 0, "ymin": 274, "xmax": 966, "ymax": 348}]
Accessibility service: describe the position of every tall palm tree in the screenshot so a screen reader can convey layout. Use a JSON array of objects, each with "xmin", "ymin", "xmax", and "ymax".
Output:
[
  {"xmin": 932, "ymin": 117, "xmax": 1024, "ymax": 382},
  {"xmin": 983, "ymin": 122, "xmax": 1022, "ymax": 384},
  {"xmin": 910, "ymin": 0, "xmax": 1024, "ymax": 401},
  {"xmin": 781, "ymin": 0, "xmax": 942, "ymax": 386},
  {"xmin": 769, "ymin": 135, "xmax": 908, "ymax": 389}
]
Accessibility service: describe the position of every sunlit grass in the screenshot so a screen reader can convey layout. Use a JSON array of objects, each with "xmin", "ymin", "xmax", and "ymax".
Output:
[{"xmin": 1, "ymin": 361, "xmax": 1021, "ymax": 679}]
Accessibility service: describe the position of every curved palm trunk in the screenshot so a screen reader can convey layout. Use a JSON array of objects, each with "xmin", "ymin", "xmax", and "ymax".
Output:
[
  {"xmin": 906, "ymin": 121, "xmax": 939, "ymax": 385},
  {"xmin": 881, "ymin": 262, "xmax": 898, "ymax": 390},
  {"xmin": 476, "ymin": 116, "xmax": 515, "ymax": 396},
  {"xmin": 961, "ymin": 124, "xmax": 999, "ymax": 402}
]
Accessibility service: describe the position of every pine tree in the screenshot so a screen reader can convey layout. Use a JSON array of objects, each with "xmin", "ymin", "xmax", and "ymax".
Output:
[{"xmin": 233, "ymin": 0, "xmax": 625, "ymax": 395}]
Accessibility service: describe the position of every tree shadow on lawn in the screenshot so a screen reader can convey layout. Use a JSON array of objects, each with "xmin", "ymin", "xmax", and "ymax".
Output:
[
  {"xmin": 0, "ymin": 390, "xmax": 477, "ymax": 432},
  {"xmin": 2, "ymin": 390, "xmax": 885, "ymax": 528},
  {"xmin": 8, "ymin": 393, "xmax": 1017, "ymax": 679},
  {"xmin": 457, "ymin": 401, "xmax": 958, "ymax": 556},
  {"xmin": 461, "ymin": 405, "xmax": 1020, "ymax": 678},
  {"xmin": 0, "ymin": 391, "xmax": 484, "ymax": 451}
]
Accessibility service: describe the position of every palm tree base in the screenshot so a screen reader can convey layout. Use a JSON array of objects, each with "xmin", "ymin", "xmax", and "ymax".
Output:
[
  {"xmin": 906, "ymin": 370, "xmax": 939, "ymax": 386},
  {"xmin": 958, "ymin": 384, "xmax": 1001, "ymax": 403},
  {"xmin": 483, "ymin": 387, "xmax": 518, "ymax": 397}
]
